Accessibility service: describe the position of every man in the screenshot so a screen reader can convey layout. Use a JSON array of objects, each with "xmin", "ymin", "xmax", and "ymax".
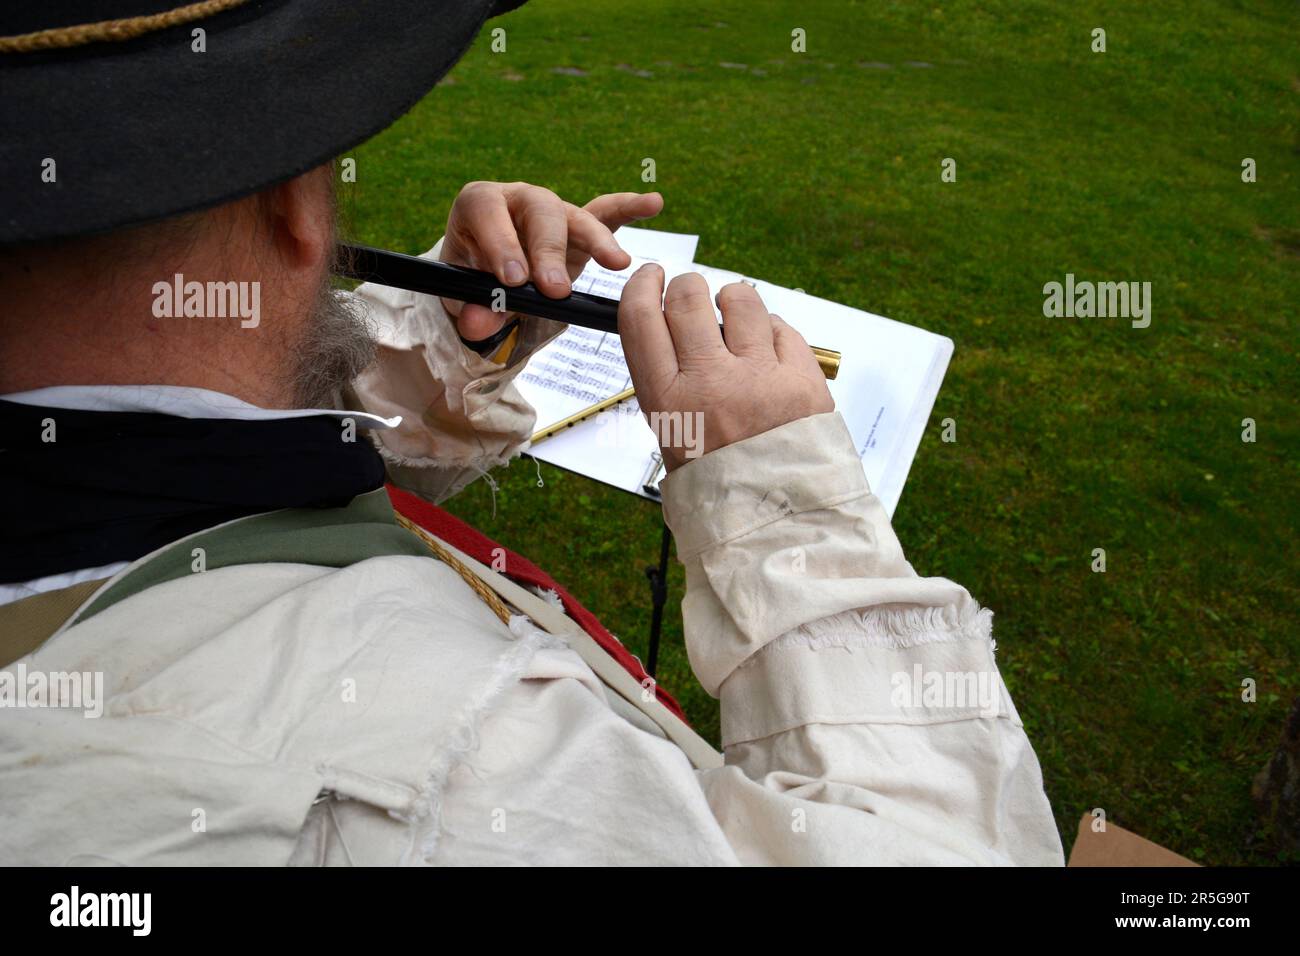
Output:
[{"xmin": 0, "ymin": 1, "xmax": 1063, "ymax": 864}]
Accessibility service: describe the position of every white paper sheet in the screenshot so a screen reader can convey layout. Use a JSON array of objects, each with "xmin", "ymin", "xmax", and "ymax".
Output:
[{"xmin": 515, "ymin": 228, "xmax": 952, "ymax": 516}]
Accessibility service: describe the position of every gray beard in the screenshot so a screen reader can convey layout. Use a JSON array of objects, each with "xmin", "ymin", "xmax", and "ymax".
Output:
[{"xmin": 285, "ymin": 281, "xmax": 378, "ymax": 410}]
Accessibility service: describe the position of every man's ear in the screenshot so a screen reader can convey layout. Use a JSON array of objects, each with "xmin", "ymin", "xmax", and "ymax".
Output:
[{"xmin": 264, "ymin": 164, "xmax": 335, "ymax": 272}]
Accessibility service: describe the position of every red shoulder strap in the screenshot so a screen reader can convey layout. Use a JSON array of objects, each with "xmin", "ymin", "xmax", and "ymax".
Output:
[{"xmin": 385, "ymin": 483, "xmax": 688, "ymax": 724}]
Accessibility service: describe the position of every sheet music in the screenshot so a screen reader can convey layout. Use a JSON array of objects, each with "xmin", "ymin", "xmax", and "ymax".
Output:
[
  {"xmin": 514, "ymin": 227, "xmax": 698, "ymax": 442},
  {"xmin": 514, "ymin": 227, "xmax": 952, "ymax": 515}
]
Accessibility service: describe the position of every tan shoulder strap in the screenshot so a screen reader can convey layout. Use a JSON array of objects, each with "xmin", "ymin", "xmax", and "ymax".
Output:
[
  {"xmin": 403, "ymin": 526, "xmax": 724, "ymax": 771},
  {"xmin": 0, "ymin": 578, "xmax": 108, "ymax": 668}
]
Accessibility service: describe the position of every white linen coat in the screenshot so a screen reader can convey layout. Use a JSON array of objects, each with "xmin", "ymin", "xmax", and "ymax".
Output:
[{"xmin": 0, "ymin": 244, "xmax": 1064, "ymax": 866}]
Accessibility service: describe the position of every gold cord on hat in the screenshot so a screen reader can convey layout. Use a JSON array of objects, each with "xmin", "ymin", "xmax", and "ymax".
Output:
[{"xmin": 0, "ymin": 0, "xmax": 251, "ymax": 54}]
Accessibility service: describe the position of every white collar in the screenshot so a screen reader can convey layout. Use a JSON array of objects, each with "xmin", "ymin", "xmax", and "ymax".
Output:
[{"xmin": 1, "ymin": 384, "xmax": 400, "ymax": 430}]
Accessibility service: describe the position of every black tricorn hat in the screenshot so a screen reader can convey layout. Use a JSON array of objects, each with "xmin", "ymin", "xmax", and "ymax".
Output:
[{"xmin": 0, "ymin": 0, "xmax": 524, "ymax": 244}]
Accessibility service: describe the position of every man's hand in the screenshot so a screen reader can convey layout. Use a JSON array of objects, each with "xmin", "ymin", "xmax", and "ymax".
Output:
[
  {"xmin": 439, "ymin": 181, "xmax": 663, "ymax": 341},
  {"xmin": 619, "ymin": 266, "xmax": 834, "ymax": 471}
]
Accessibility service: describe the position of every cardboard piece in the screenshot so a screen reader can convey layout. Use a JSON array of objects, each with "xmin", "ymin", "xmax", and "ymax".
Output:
[{"xmin": 1067, "ymin": 814, "xmax": 1199, "ymax": 867}]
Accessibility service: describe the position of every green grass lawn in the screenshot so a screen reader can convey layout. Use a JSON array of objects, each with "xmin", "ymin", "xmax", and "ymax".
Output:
[{"xmin": 346, "ymin": 0, "xmax": 1299, "ymax": 864}]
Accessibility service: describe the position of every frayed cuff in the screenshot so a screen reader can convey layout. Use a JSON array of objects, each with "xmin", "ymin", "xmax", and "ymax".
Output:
[{"xmin": 720, "ymin": 601, "xmax": 1019, "ymax": 748}]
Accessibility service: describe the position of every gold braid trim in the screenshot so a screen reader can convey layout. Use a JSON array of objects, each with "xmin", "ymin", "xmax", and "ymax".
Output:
[
  {"xmin": 394, "ymin": 512, "xmax": 515, "ymax": 627},
  {"xmin": 0, "ymin": 0, "xmax": 252, "ymax": 54}
]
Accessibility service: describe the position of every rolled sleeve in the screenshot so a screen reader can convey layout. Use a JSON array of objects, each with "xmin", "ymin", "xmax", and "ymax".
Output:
[{"xmin": 661, "ymin": 411, "xmax": 1062, "ymax": 864}]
